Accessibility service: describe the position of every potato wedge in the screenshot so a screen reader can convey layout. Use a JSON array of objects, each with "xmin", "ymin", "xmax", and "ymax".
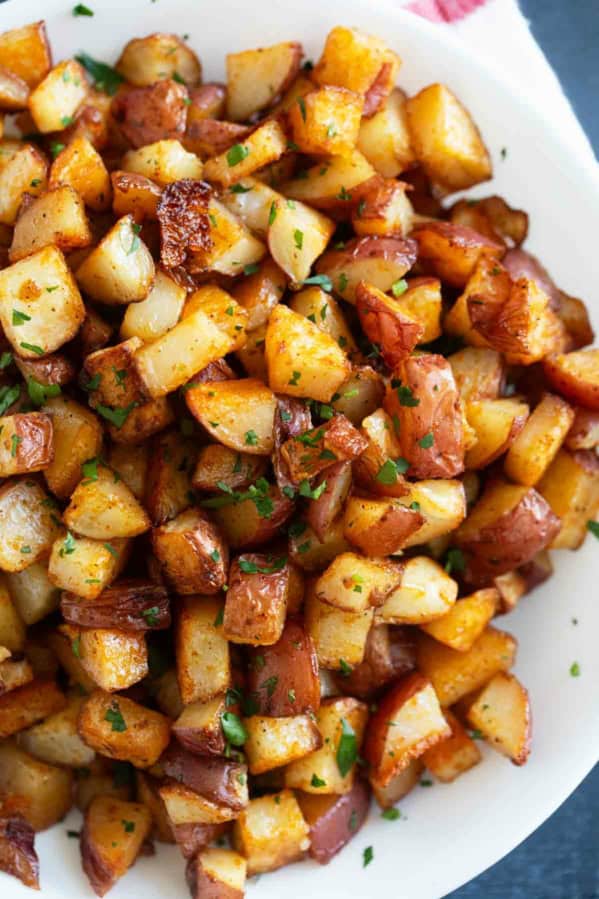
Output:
[
  {"xmin": 467, "ymin": 672, "xmax": 531, "ymax": 765},
  {"xmin": 226, "ymin": 41, "xmax": 302, "ymax": 121},
  {"xmin": 448, "ymin": 347, "xmax": 504, "ymax": 402},
  {"xmin": 537, "ymin": 449, "xmax": 599, "ymax": 549},
  {"xmin": 76, "ymin": 215, "xmax": 155, "ymax": 305},
  {"xmin": 464, "ymin": 398, "xmax": 529, "ymax": 470},
  {"xmin": 503, "ymin": 393, "xmax": 574, "ymax": 485},
  {"xmin": 172, "ymin": 695, "xmax": 229, "ymax": 757},
  {"xmin": 281, "ymin": 150, "xmax": 377, "ymax": 213},
  {"xmin": 10, "ymin": 185, "xmax": 92, "ymax": 262},
  {"xmin": 343, "ymin": 495, "xmax": 424, "ymax": 557}
]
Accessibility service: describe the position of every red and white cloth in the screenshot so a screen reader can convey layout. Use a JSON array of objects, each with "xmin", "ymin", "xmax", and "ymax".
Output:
[{"xmin": 399, "ymin": 0, "xmax": 595, "ymax": 164}]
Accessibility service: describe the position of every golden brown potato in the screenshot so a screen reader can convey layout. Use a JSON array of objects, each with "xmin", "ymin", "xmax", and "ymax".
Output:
[
  {"xmin": 49, "ymin": 135, "xmax": 111, "ymax": 212},
  {"xmin": 0, "ymin": 479, "xmax": 60, "ymax": 573},
  {"xmin": 10, "ymin": 185, "xmax": 92, "ymax": 262},
  {"xmin": 112, "ymin": 79, "xmax": 188, "ymax": 149},
  {"xmin": 297, "ymin": 778, "xmax": 370, "ymax": 865},
  {"xmin": 172, "ymin": 695, "xmax": 229, "ymax": 757},
  {"xmin": 0, "ymin": 143, "xmax": 47, "ymax": 226},
  {"xmin": 232, "ymin": 791, "xmax": 310, "ymax": 876},
  {"xmin": 42, "ymin": 395, "xmax": 103, "ymax": 499},
  {"xmin": 376, "ymin": 556, "xmax": 458, "ymax": 625},
  {"xmin": 565, "ymin": 407, "xmax": 599, "ymax": 450},
  {"xmin": 455, "ymin": 480, "xmax": 561, "ymax": 583},
  {"xmin": 186, "ymin": 379, "xmax": 276, "ymax": 455},
  {"xmin": 383, "ymin": 353, "xmax": 464, "ymax": 479},
  {"xmin": 449, "ymin": 347, "xmax": 505, "ymax": 402},
  {"xmin": 0, "ymin": 245, "xmax": 85, "ymax": 358},
  {"xmin": 211, "ymin": 484, "xmax": 293, "ymax": 550},
  {"xmin": 83, "ymin": 338, "xmax": 147, "ymax": 410},
  {"xmin": 357, "ymin": 87, "xmax": 415, "ymax": 177},
  {"xmin": 288, "ymin": 86, "xmax": 364, "ymax": 157},
  {"xmin": 192, "ymin": 445, "xmax": 267, "ymax": 495},
  {"xmin": 123, "ymin": 139, "xmax": 203, "ymax": 187},
  {"xmin": 78, "ymin": 690, "xmax": 171, "ymax": 768},
  {"xmin": 0, "ymin": 655, "xmax": 32, "ymax": 694},
  {"xmin": 370, "ymin": 758, "xmax": 422, "ymax": 809},
  {"xmin": 352, "ymin": 178, "xmax": 414, "ymax": 238},
  {"xmin": 304, "ymin": 586, "xmax": 373, "ymax": 670},
  {"xmin": 356, "ymin": 281, "xmax": 424, "ymax": 367},
  {"xmin": 5, "ymin": 560, "xmax": 60, "ymax": 627},
  {"xmin": 116, "ymin": 33, "xmax": 202, "ymax": 86},
  {"xmin": 406, "ymin": 83, "xmax": 491, "ymax": 191},
  {"xmin": 331, "ymin": 623, "xmax": 415, "ymax": 699},
  {"xmin": 231, "ymin": 256, "xmax": 286, "ymax": 332},
  {"xmin": 80, "ymin": 795, "xmax": 152, "ymax": 897},
  {"xmin": 76, "ymin": 215, "xmax": 155, "ymax": 305},
  {"xmin": 0, "ymin": 22, "xmax": 51, "ymax": 87},
  {"xmin": 111, "ymin": 171, "xmax": 162, "ymax": 222},
  {"xmin": 152, "ymin": 508, "xmax": 228, "ymax": 595},
  {"xmin": 64, "ymin": 464, "xmax": 150, "ymax": 540},
  {"xmin": 17, "ymin": 693, "xmax": 94, "ymax": 768},
  {"xmin": 316, "ymin": 553, "xmax": 400, "ymax": 613},
  {"xmin": 364, "ymin": 674, "xmax": 450, "ymax": 786},
  {"xmin": 281, "ymin": 150, "xmax": 377, "ymax": 212},
  {"xmin": 543, "ymin": 349, "xmax": 599, "ymax": 411},
  {"xmin": 284, "ymin": 696, "xmax": 369, "ymax": 794},
  {"xmin": 313, "ymin": 26, "xmax": 399, "ymax": 116},
  {"xmin": 175, "ymin": 596, "xmax": 230, "ymax": 704},
  {"xmin": 226, "ymin": 41, "xmax": 302, "ymax": 121},
  {"xmin": 290, "ymin": 288, "xmax": 358, "ymax": 357},
  {"xmin": 449, "ymin": 195, "xmax": 528, "ymax": 248},
  {"xmin": 186, "ymin": 847, "xmax": 246, "ymax": 899},
  {"xmin": 0, "ymin": 678, "xmax": 65, "ymax": 739},
  {"xmin": 503, "ymin": 393, "xmax": 574, "ymax": 485},
  {"xmin": 537, "ymin": 449, "xmax": 599, "ymax": 549},
  {"xmin": 48, "ymin": 533, "xmax": 128, "ymax": 601},
  {"xmin": 267, "ymin": 195, "xmax": 336, "ymax": 285},
  {"xmin": 187, "ymin": 82, "xmax": 226, "ymax": 124},
  {"xmin": 315, "ymin": 235, "xmax": 417, "ymax": 304},
  {"xmin": 77, "ymin": 627, "xmax": 149, "ymax": 692},
  {"xmin": 0, "ymin": 740, "xmax": 73, "ymax": 831},
  {"xmin": 28, "ymin": 59, "xmax": 88, "ymax": 133},
  {"xmin": 105, "ymin": 397, "xmax": 174, "ymax": 446},
  {"xmin": 143, "ymin": 430, "xmax": 195, "ymax": 526},
  {"xmin": 223, "ymin": 553, "xmax": 289, "ymax": 646},
  {"xmin": 160, "ymin": 744, "xmax": 248, "ymax": 815},
  {"xmin": 0, "ymin": 412, "xmax": 53, "ymax": 477},
  {"xmin": 203, "ymin": 119, "xmax": 287, "ymax": 188},
  {"xmin": 343, "ymin": 495, "xmax": 424, "ymax": 557},
  {"xmin": 0, "ymin": 581, "xmax": 25, "ymax": 653},
  {"xmin": 420, "ymin": 588, "xmax": 499, "ymax": 651},
  {"xmin": 244, "ymin": 714, "xmax": 322, "ymax": 775},
  {"xmin": 464, "ymin": 398, "xmax": 529, "ymax": 470},
  {"xmin": 421, "ymin": 710, "xmax": 482, "ymax": 782},
  {"xmin": 0, "ymin": 815, "xmax": 39, "ymax": 890},
  {"xmin": 280, "ymin": 415, "xmax": 367, "ymax": 484},
  {"xmin": 413, "ymin": 222, "xmax": 503, "ymax": 289},
  {"xmin": 467, "ymin": 672, "xmax": 531, "ymax": 765},
  {"xmin": 416, "ymin": 627, "xmax": 517, "ymax": 706}
]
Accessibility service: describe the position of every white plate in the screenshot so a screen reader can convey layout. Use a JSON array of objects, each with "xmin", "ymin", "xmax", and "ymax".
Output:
[{"xmin": 1, "ymin": 1, "xmax": 598, "ymax": 897}]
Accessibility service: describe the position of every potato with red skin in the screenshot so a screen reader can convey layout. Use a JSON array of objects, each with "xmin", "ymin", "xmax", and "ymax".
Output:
[
  {"xmin": 542, "ymin": 349, "xmax": 599, "ymax": 411},
  {"xmin": 384, "ymin": 353, "xmax": 465, "ymax": 480},
  {"xmin": 186, "ymin": 847, "xmax": 247, "ymax": 899},
  {"xmin": 80, "ymin": 796, "xmax": 152, "ymax": 897},
  {"xmin": 0, "ymin": 816, "xmax": 39, "ymax": 889},
  {"xmin": 332, "ymin": 624, "xmax": 415, "ymax": 699},
  {"xmin": 246, "ymin": 619, "xmax": 320, "ymax": 717},
  {"xmin": 172, "ymin": 823, "xmax": 227, "ymax": 860},
  {"xmin": 211, "ymin": 485, "xmax": 294, "ymax": 550},
  {"xmin": 155, "ymin": 178, "xmax": 212, "ymax": 270},
  {"xmin": 112, "ymin": 80, "xmax": 189, "ymax": 149},
  {"xmin": 192, "ymin": 445, "xmax": 267, "ymax": 494},
  {"xmin": 297, "ymin": 778, "xmax": 370, "ymax": 865},
  {"xmin": 565, "ymin": 407, "xmax": 599, "ymax": 449},
  {"xmin": 412, "ymin": 221, "xmax": 503, "ymax": 288},
  {"xmin": 111, "ymin": 171, "xmax": 162, "ymax": 222},
  {"xmin": 356, "ymin": 281, "xmax": 424, "ymax": 367},
  {"xmin": 272, "ymin": 395, "xmax": 312, "ymax": 491},
  {"xmin": 160, "ymin": 744, "xmax": 248, "ymax": 813},
  {"xmin": 449, "ymin": 196, "xmax": 528, "ymax": 249},
  {"xmin": 0, "ymin": 679, "xmax": 65, "ymax": 739},
  {"xmin": 61, "ymin": 580, "xmax": 170, "ymax": 631},
  {"xmin": 184, "ymin": 119, "xmax": 251, "ymax": 158},
  {"xmin": 223, "ymin": 553, "xmax": 289, "ymax": 646},
  {"xmin": 78, "ymin": 690, "xmax": 171, "ymax": 768},
  {"xmin": 152, "ymin": 508, "xmax": 228, "ymax": 595},
  {"xmin": 172, "ymin": 696, "xmax": 230, "ymax": 757},
  {"xmin": 280, "ymin": 414, "xmax": 367, "ymax": 484},
  {"xmin": 0, "ymin": 412, "xmax": 53, "ymax": 477},
  {"xmin": 364, "ymin": 673, "xmax": 450, "ymax": 786},
  {"xmin": 501, "ymin": 247, "xmax": 561, "ymax": 309},
  {"xmin": 226, "ymin": 41, "xmax": 303, "ymax": 122},
  {"xmin": 315, "ymin": 235, "xmax": 417, "ymax": 304},
  {"xmin": 344, "ymin": 495, "xmax": 425, "ymax": 557},
  {"xmin": 305, "ymin": 461, "xmax": 352, "ymax": 542},
  {"xmin": 455, "ymin": 481, "xmax": 561, "ymax": 585},
  {"xmin": 186, "ymin": 83, "xmax": 226, "ymax": 124}
]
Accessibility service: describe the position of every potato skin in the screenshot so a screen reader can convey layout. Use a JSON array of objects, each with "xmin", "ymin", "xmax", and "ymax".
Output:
[
  {"xmin": 223, "ymin": 554, "xmax": 288, "ymax": 646},
  {"xmin": 297, "ymin": 778, "xmax": 370, "ymax": 864},
  {"xmin": 152, "ymin": 509, "xmax": 229, "ymax": 595},
  {"xmin": 246, "ymin": 619, "xmax": 320, "ymax": 716},
  {"xmin": 160, "ymin": 744, "xmax": 248, "ymax": 812},
  {"xmin": 112, "ymin": 79, "xmax": 189, "ymax": 149},
  {"xmin": 0, "ymin": 815, "xmax": 39, "ymax": 889},
  {"xmin": 385, "ymin": 353, "xmax": 464, "ymax": 479},
  {"xmin": 332, "ymin": 624, "xmax": 415, "ymax": 699},
  {"xmin": 455, "ymin": 483, "xmax": 561, "ymax": 584},
  {"xmin": 61, "ymin": 579, "xmax": 170, "ymax": 631}
]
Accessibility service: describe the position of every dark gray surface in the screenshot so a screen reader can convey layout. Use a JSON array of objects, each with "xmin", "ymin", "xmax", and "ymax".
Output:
[{"xmin": 451, "ymin": 1, "xmax": 598, "ymax": 896}]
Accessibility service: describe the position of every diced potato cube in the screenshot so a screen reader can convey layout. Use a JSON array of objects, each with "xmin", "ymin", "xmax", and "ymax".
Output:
[
  {"xmin": 232, "ymin": 791, "xmax": 310, "ymax": 876},
  {"xmin": 122, "ymin": 139, "xmax": 203, "ymax": 186},
  {"xmin": 357, "ymin": 87, "xmax": 415, "ymax": 177},
  {"xmin": 28, "ymin": 59, "xmax": 88, "ymax": 133},
  {"xmin": 5, "ymin": 561, "xmax": 59, "ymax": 625},
  {"xmin": 172, "ymin": 695, "xmax": 228, "ymax": 757},
  {"xmin": 267, "ymin": 195, "xmax": 336, "ymax": 285},
  {"xmin": 226, "ymin": 41, "xmax": 302, "ymax": 121},
  {"xmin": 0, "ymin": 245, "xmax": 85, "ymax": 358},
  {"xmin": 0, "ymin": 579, "xmax": 25, "ymax": 651},
  {"xmin": 0, "ymin": 678, "xmax": 66, "ymax": 739},
  {"xmin": 76, "ymin": 215, "xmax": 155, "ymax": 305},
  {"xmin": 116, "ymin": 34, "xmax": 202, "ymax": 87},
  {"xmin": 175, "ymin": 596, "xmax": 230, "ymax": 704},
  {"xmin": 504, "ymin": 393, "xmax": 575, "ymax": 486},
  {"xmin": 42, "ymin": 395, "xmax": 103, "ymax": 499},
  {"xmin": 421, "ymin": 710, "xmax": 481, "ymax": 782},
  {"xmin": 78, "ymin": 690, "xmax": 171, "ymax": 768},
  {"xmin": 0, "ymin": 479, "xmax": 60, "ymax": 572},
  {"xmin": 0, "ymin": 22, "xmax": 52, "ymax": 87},
  {"xmin": 120, "ymin": 269, "xmax": 186, "ymax": 342},
  {"xmin": 48, "ymin": 533, "xmax": 128, "ymax": 600},
  {"xmin": 0, "ymin": 412, "xmax": 53, "ymax": 477},
  {"xmin": 77, "ymin": 627, "xmax": 148, "ymax": 692},
  {"xmin": 285, "ymin": 696, "xmax": 368, "ymax": 794},
  {"xmin": 466, "ymin": 672, "xmax": 531, "ymax": 765},
  {"xmin": 186, "ymin": 847, "xmax": 247, "ymax": 899},
  {"xmin": 203, "ymin": 120, "xmax": 287, "ymax": 188},
  {"xmin": 18, "ymin": 693, "xmax": 95, "ymax": 768},
  {"xmin": 49, "ymin": 135, "xmax": 111, "ymax": 211},
  {"xmin": 186, "ymin": 379, "xmax": 276, "ymax": 456},
  {"xmin": 80, "ymin": 796, "xmax": 152, "ymax": 896},
  {"xmin": 420, "ymin": 587, "xmax": 499, "ymax": 651},
  {"xmin": 244, "ymin": 715, "xmax": 322, "ymax": 774},
  {"xmin": 0, "ymin": 739, "xmax": 73, "ymax": 831},
  {"xmin": 64, "ymin": 464, "xmax": 150, "ymax": 540},
  {"xmin": 288, "ymin": 87, "xmax": 364, "ymax": 157},
  {"xmin": 305, "ymin": 587, "xmax": 373, "ymax": 670},
  {"xmin": 10, "ymin": 185, "xmax": 92, "ymax": 262},
  {"xmin": 223, "ymin": 554, "xmax": 289, "ymax": 646},
  {"xmin": 153, "ymin": 509, "xmax": 228, "ymax": 595},
  {"xmin": 315, "ymin": 553, "xmax": 401, "ymax": 613},
  {"xmin": 376, "ymin": 556, "xmax": 458, "ymax": 625},
  {"xmin": 0, "ymin": 144, "xmax": 47, "ymax": 225}
]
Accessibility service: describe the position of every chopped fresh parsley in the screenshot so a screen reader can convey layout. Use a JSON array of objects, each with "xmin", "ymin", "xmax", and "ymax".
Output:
[
  {"xmin": 587, "ymin": 520, "xmax": 599, "ymax": 539},
  {"xmin": 0, "ymin": 385, "xmax": 20, "ymax": 416},
  {"xmin": 105, "ymin": 702, "xmax": 127, "ymax": 732},
  {"xmin": 336, "ymin": 717, "xmax": 357, "ymax": 777},
  {"xmin": 363, "ymin": 846, "xmax": 374, "ymax": 868},
  {"xmin": 301, "ymin": 274, "xmax": 332, "ymax": 291},
  {"xmin": 381, "ymin": 808, "xmax": 401, "ymax": 821},
  {"xmin": 221, "ymin": 711, "xmax": 247, "ymax": 746},
  {"xmin": 75, "ymin": 52, "xmax": 123, "ymax": 95},
  {"xmin": 81, "ymin": 457, "xmax": 100, "ymax": 482},
  {"xmin": 244, "ymin": 429, "xmax": 259, "ymax": 446},
  {"xmin": 418, "ymin": 432, "xmax": 434, "ymax": 449},
  {"xmin": 73, "ymin": 4, "xmax": 94, "ymax": 15},
  {"xmin": 311, "ymin": 773, "xmax": 326, "ymax": 788},
  {"xmin": 12, "ymin": 309, "xmax": 31, "ymax": 326},
  {"xmin": 288, "ymin": 370, "xmax": 302, "ymax": 387},
  {"xmin": 27, "ymin": 378, "xmax": 61, "ymax": 406},
  {"xmin": 60, "ymin": 532, "xmax": 77, "ymax": 557},
  {"xmin": 95, "ymin": 402, "xmax": 136, "ymax": 429},
  {"xmin": 141, "ymin": 607, "xmax": 160, "ymax": 627},
  {"xmin": 226, "ymin": 143, "xmax": 249, "ymax": 166},
  {"xmin": 570, "ymin": 661, "xmax": 581, "ymax": 677},
  {"xmin": 444, "ymin": 548, "xmax": 466, "ymax": 575},
  {"xmin": 298, "ymin": 479, "xmax": 327, "ymax": 501},
  {"xmin": 293, "ymin": 229, "xmax": 304, "ymax": 250},
  {"xmin": 391, "ymin": 278, "xmax": 408, "ymax": 297},
  {"xmin": 20, "ymin": 343, "xmax": 45, "ymax": 356}
]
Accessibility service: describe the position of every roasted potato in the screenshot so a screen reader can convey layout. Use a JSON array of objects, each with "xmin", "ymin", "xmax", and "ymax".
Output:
[
  {"xmin": 78, "ymin": 690, "xmax": 171, "ymax": 768},
  {"xmin": 80, "ymin": 795, "xmax": 152, "ymax": 897}
]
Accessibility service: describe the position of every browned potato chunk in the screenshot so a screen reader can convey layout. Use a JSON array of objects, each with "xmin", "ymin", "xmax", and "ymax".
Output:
[
  {"xmin": 17, "ymin": 694, "xmax": 95, "ymax": 768},
  {"xmin": 232, "ymin": 791, "xmax": 309, "ymax": 876},
  {"xmin": 175, "ymin": 596, "xmax": 230, "ymax": 704},
  {"xmin": 376, "ymin": 556, "xmax": 458, "ymax": 625},
  {"xmin": 454, "ymin": 481, "xmax": 561, "ymax": 583},
  {"xmin": 153, "ymin": 509, "xmax": 228, "ymax": 595},
  {"xmin": 449, "ymin": 347, "xmax": 504, "ymax": 402},
  {"xmin": 565, "ymin": 407, "xmax": 599, "ymax": 450},
  {"xmin": 466, "ymin": 672, "xmax": 531, "ymax": 765},
  {"xmin": 0, "ymin": 581, "xmax": 25, "ymax": 652},
  {"xmin": 246, "ymin": 619, "xmax": 320, "ymax": 717},
  {"xmin": 5, "ymin": 560, "xmax": 60, "ymax": 626},
  {"xmin": 10, "ymin": 185, "xmax": 92, "ymax": 262},
  {"xmin": 305, "ymin": 587, "xmax": 373, "ymax": 670},
  {"xmin": 76, "ymin": 215, "xmax": 155, "ymax": 305},
  {"xmin": 343, "ymin": 495, "xmax": 424, "ymax": 557},
  {"xmin": 80, "ymin": 796, "xmax": 152, "ymax": 897},
  {"xmin": 315, "ymin": 553, "xmax": 400, "ymax": 613},
  {"xmin": 413, "ymin": 222, "xmax": 503, "ymax": 289},
  {"xmin": 172, "ymin": 695, "xmax": 229, "ymax": 757},
  {"xmin": 297, "ymin": 778, "xmax": 370, "ymax": 865},
  {"xmin": 203, "ymin": 120, "xmax": 287, "ymax": 188},
  {"xmin": 315, "ymin": 236, "xmax": 417, "ymax": 304},
  {"xmin": 143, "ymin": 430, "xmax": 195, "ymax": 526},
  {"xmin": 0, "ymin": 479, "xmax": 60, "ymax": 572},
  {"xmin": 421, "ymin": 710, "xmax": 481, "ymax": 782},
  {"xmin": 77, "ymin": 627, "xmax": 148, "ymax": 692},
  {"xmin": 0, "ymin": 143, "xmax": 47, "ymax": 226},
  {"xmin": 0, "ymin": 678, "xmax": 65, "ymax": 739},
  {"xmin": 331, "ymin": 624, "xmax": 415, "ymax": 699},
  {"xmin": 364, "ymin": 674, "xmax": 450, "ymax": 786},
  {"xmin": 503, "ymin": 393, "xmax": 574, "ymax": 485},
  {"xmin": 186, "ymin": 847, "xmax": 247, "ymax": 899},
  {"xmin": 537, "ymin": 449, "xmax": 599, "ymax": 549},
  {"xmin": 223, "ymin": 552, "xmax": 288, "ymax": 646},
  {"xmin": 464, "ymin": 398, "xmax": 529, "ymax": 470},
  {"xmin": 281, "ymin": 150, "xmax": 377, "ymax": 213},
  {"xmin": 186, "ymin": 379, "xmax": 276, "ymax": 456},
  {"xmin": 111, "ymin": 171, "xmax": 162, "ymax": 222},
  {"xmin": 28, "ymin": 59, "xmax": 88, "ymax": 133},
  {"xmin": 0, "ymin": 22, "xmax": 51, "ymax": 87},
  {"xmin": 244, "ymin": 714, "xmax": 322, "ymax": 774},
  {"xmin": 0, "ymin": 412, "xmax": 53, "ymax": 477},
  {"xmin": 267, "ymin": 195, "xmax": 336, "ymax": 285},
  {"xmin": 0, "ymin": 815, "xmax": 39, "ymax": 889},
  {"xmin": 356, "ymin": 281, "xmax": 424, "ymax": 367},
  {"xmin": 112, "ymin": 79, "xmax": 188, "ymax": 149},
  {"xmin": 420, "ymin": 588, "xmax": 499, "ymax": 651},
  {"xmin": 226, "ymin": 41, "xmax": 302, "ymax": 121},
  {"xmin": 416, "ymin": 627, "xmax": 517, "ymax": 706},
  {"xmin": 64, "ymin": 464, "xmax": 150, "ymax": 540},
  {"xmin": 0, "ymin": 740, "xmax": 73, "ymax": 831},
  {"xmin": 313, "ymin": 26, "xmax": 400, "ymax": 116},
  {"xmin": 288, "ymin": 87, "xmax": 363, "ymax": 157},
  {"xmin": 49, "ymin": 135, "xmax": 111, "ymax": 212},
  {"xmin": 357, "ymin": 88, "xmax": 415, "ymax": 177},
  {"xmin": 192, "ymin": 445, "xmax": 266, "ymax": 494},
  {"xmin": 0, "ymin": 245, "xmax": 85, "ymax": 358},
  {"xmin": 396, "ymin": 479, "xmax": 467, "ymax": 548},
  {"xmin": 48, "ymin": 534, "xmax": 128, "ymax": 601},
  {"xmin": 370, "ymin": 758, "xmax": 422, "ymax": 809},
  {"xmin": 123, "ymin": 139, "xmax": 203, "ymax": 187},
  {"xmin": 352, "ymin": 179, "xmax": 414, "ymax": 238},
  {"xmin": 211, "ymin": 484, "xmax": 293, "ymax": 550},
  {"xmin": 78, "ymin": 690, "xmax": 171, "ymax": 768},
  {"xmin": 83, "ymin": 338, "xmax": 147, "ymax": 410},
  {"xmin": 406, "ymin": 83, "xmax": 491, "ymax": 191},
  {"xmin": 121, "ymin": 269, "xmax": 186, "ymax": 343},
  {"xmin": 285, "ymin": 696, "xmax": 368, "ymax": 794},
  {"xmin": 116, "ymin": 33, "xmax": 202, "ymax": 87},
  {"xmin": 160, "ymin": 744, "xmax": 248, "ymax": 818},
  {"xmin": 281, "ymin": 415, "xmax": 367, "ymax": 484},
  {"xmin": 543, "ymin": 349, "xmax": 599, "ymax": 411}
]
